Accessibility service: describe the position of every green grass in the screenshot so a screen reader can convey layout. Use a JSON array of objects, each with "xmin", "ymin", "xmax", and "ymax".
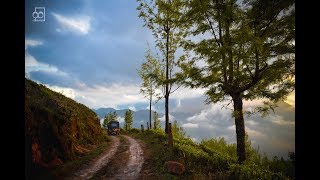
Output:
[
  {"xmin": 119, "ymin": 135, "xmax": 127, "ymax": 143},
  {"xmin": 126, "ymin": 128, "xmax": 294, "ymax": 180}
]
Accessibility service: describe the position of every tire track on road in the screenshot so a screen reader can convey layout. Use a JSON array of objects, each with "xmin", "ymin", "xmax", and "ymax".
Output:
[
  {"xmin": 67, "ymin": 136, "xmax": 120, "ymax": 180},
  {"xmin": 111, "ymin": 135, "xmax": 144, "ymax": 179}
]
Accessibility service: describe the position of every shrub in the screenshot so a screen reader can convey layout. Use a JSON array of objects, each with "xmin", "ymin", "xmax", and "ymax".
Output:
[
  {"xmin": 230, "ymin": 162, "xmax": 287, "ymax": 180},
  {"xmin": 127, "ymin": 125, "xmax": 293, "ymax": 179}
]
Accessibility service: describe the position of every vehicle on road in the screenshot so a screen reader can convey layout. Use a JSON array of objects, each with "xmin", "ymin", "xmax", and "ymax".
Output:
[{"xmin": 107, "ymin": 121, "xmax": 120, "ymax": 135}]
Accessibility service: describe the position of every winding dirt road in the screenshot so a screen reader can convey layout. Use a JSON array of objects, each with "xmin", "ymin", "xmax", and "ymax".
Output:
[{"xmin": 66, "ymin": 135, "xmax": 145, "ymax": 180}]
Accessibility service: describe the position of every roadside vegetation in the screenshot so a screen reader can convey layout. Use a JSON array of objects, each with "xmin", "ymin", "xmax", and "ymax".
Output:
[{"xmin": 126, "ymin": 125, "xmax": 295, "ymax": 179}]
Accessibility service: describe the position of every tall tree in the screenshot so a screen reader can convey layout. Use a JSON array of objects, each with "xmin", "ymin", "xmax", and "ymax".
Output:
[
  {"xmin": 102, "ymin": 114, "xmax": 111, "ymax": 129},
  {"xmin": 110, "ymin": 111, "xmax": 118, "ymax": 121},
  {"xmin": 179, "ymin": 0, "xmax": 295, "ymax": 164},
  {"xmin": 124, "ymin": 109, "xmax": 133, "ymax": 130},
  {"xmin": 137, "ymin": 0, "xmax": 186, "ymax": 133},
  {"xmin": 153, "ymin": 111, "xmax": 161, "ymax": 129},
  {"xmin": 103, "ymin": 111, "xmax": 118, "ymax": 129},
  {"xmin": 138, "ymin": 48, "xmax": 161, "ymax": 129}
]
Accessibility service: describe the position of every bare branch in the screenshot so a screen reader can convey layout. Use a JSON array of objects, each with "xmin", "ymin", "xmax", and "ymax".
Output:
[
  {"xmin": 245, "ymin": 64, "xmax": 254, "ymax": 79},
  {"xmin": 170, "ymin": 83, "xmax": 183, "ymax": 94},
  {"xmin": 203, "ymin": 7, "xmax": 221, "ymax": 47},
  {"xmin": 260, "ymin": 7, "xmax": 282, "ymax": 37}
]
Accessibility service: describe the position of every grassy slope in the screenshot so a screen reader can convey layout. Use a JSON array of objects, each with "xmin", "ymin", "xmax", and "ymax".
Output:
[
  {"xmin": 127, "ymin": 128, "xmax": 295, "ymax": 180},
  {"xmin": 25, "ymin": 78, "xmax": 110, "ymax": 179}
]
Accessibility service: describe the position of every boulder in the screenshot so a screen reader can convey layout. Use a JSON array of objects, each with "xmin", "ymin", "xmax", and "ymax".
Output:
[
  {"xmin": 164, "ymin": 161, "xmax": 186, "ymax": 175},
  {"xmin": 48, "ymin": 157, "xmax": 62, "ymax": 168}
]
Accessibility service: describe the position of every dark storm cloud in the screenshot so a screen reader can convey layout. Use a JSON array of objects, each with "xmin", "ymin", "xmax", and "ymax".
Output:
[{"xmin": 26, "ymin": 0, "xmax": 152, "ymax": 86}]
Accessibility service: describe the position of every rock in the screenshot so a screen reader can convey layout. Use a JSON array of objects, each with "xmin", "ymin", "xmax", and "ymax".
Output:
[
  {"xmin": 48, "ymin": 157, "xmax": 63, "ymax": 168},
  {"xmin": 31, "ymin": 142, "xmax": 42, "ymax": 164},
  {"xmin": 164, "ymin": 161, "xmax": 186, "ymax": 175}
]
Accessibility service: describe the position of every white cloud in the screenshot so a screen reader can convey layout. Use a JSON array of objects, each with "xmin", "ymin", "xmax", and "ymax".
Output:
[
  {"xmin": 117, "ymin": 117, "xmax": 124, "ymax": 123},
  {"xmin": 25, "ymin": 39, "xmax": 69, "ymax": 78},
  {"xmin": 272, "ymin": 119, "xmax": 295, "ymax": 126},
  {"xmin": 100, "ymin": 118, "xmax": 104, "ymax": 125},
  {"xmin": 78, "ymin": 83, "xmax": 147, "ymax": 108},
  {"xmin": 159, "ymin": 115, "xmax": 165, "ymax": 122},
  {"xmin": 187, "ymin": 110, "xmax": 209, "ymax": 122},
  {"xmin": 246, "ymin": 127, "xmax": 266, "ymax": 138},
  {"xmin": 25, "ymin": 52, "xmax": 68, "ymax": 77},
  {"xmin": 146, "ymin": 105, "xmax": 158, "ymax": 112},
  {"xmin": 176, "ymin": 99, "xmax": 181, "ymax": 108},
  {"xmin": 128, "ymin": 106, "xmax": 136, "ymax": 111},
  {"xmin": 246, "ymin": 120, "xmax": 258, "ymax": 126},
  {"xmin": 191, "ymin": 137, "xmax": 198, "ymax": 142},
  {"xmin": 43, "ymin": 82, "xmax": 148, "ymax": 109},
  {"xmin": 44, "ymin": 85, "xmax": 76, "ymax": 99},
  {"xmin": 170, "ymin": 87, "xmax": 206, "ymax": 100},
  {"xmin": 52, "ymin": 13, "xmax": 91, "ymax": 35},
  {"xmin": 25, "ymin": 39, "xmax": 43, "ymax": 50},
  {"xmin": 159, "ymin": 113, "xmax": 175, "ymax": 122},
  {"xmin": 243, "ymin": 99, "xmax": 266, "ymax": 109},
  {"xmin": 182, "ymin": 123, "xmax": 199, "ymax": 128},
  {"xmin": 25, "ymin": 53, "xmax": 39, "ymax": 67},
  {"xmin": 187, "ymin": 104, "xmax": 232, "ymax": 122},
  {"xmin": 227, "ymin": 125, "xmax": 235, "ymax": 130}
]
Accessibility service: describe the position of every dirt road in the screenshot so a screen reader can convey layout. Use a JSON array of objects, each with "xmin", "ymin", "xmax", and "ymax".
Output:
[{"xmin": 66, "ymin": 135, "xmax": 145, "ymax": 180}]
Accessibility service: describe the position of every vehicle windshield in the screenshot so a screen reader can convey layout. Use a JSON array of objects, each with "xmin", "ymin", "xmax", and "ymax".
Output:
[{"xmin": 110, "ymin": 123, "xmax": 118, "ymax": 128}]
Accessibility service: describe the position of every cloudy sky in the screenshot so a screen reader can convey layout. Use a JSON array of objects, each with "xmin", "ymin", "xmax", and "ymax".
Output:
[{"xmin": 25, "ymin": 0, "xmax": 295, "ymax": 159}]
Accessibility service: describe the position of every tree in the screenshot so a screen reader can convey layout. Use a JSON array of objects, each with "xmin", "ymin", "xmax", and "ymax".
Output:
[
  {"xmin": 153, "ymin": 111, "xmax": 161, "ymax": 129},
  {"xmin": 137, "ymin": 0, "xmax": 187, "ymax": 133},
  {"xmin": 138, "ymin": 47, "xmax": 161, "ymax": 130},
  {"xmin": 124, "ymin": 109, "xmax": 133, "ymax": 130},
  {"xmin": 102, "ymin": 113, "xmax": 111, "ymax": 129},
  {"xmin": 171, "ymin": 120, "xmax": 186, "ymax": 139},
  {"xmin": 179, "ymin": 0, "xmax": 295, "ymax": 164},
  {"xmin": 110, "ymin": 111, "xmax": 118, "ymax": 121},
  {"xmin": 103, "ymin": 111, "xmax": 118, "ymax": 129}
]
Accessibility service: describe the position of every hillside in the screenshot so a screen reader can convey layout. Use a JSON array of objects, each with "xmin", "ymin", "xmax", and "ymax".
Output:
[
  {"xmin": 127, "ymin": 128, "xmax": 295, "ymax": 179},
  {"xmin": 25, "ymin": 78, "xmax": 107, "ymax": 178}
]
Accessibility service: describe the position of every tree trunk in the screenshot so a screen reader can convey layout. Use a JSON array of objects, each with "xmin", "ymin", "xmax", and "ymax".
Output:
[
  {"xmin": 165, "ymin": 25, "xmax": 170, "ymax": 134},
  {"xmin": 149, "ymin": 94, "xmax": 152, "ymax": 129},
  {"xmin": 165, "ymin": 94, "xmax": 169, "ymax": 133},
  {"xmin": 232, "ymin": 93, "xmax": 246, "ymax": 164},
  {"xmin": 168, "ymin": 123, "xmax": 173, "ymax": 147}
]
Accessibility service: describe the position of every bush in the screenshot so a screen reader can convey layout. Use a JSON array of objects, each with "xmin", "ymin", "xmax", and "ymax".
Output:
[
  {"xmin": 126, "ymin": 126, "xmax": 293, "ymax": 179},
  {"xmin": 230, "ymin": 162, "xmax": 287, "ymax": 180}
]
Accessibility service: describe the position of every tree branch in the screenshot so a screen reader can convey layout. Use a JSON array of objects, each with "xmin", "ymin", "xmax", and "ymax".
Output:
[
  {"xmin": 202, "ymin": 5, "xmax": 221, "ymax": 47},
  {"xmin": 259, "ymin": 5, "xmax": 282, "ymax": 38},
  {"xmin": 245, "ymin": 64, "xmax": 254, "ymax": 79},
  {"xmin": 170, "ymin": 83, "xmax": 183, "ymax": 94},
  {"xmin": 254, "ymin": 47, "xmax": 259, "ymax": 78},
  {"xmin": 216, "ymin": 0, "xmax": 224, "ymax": 46}
]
